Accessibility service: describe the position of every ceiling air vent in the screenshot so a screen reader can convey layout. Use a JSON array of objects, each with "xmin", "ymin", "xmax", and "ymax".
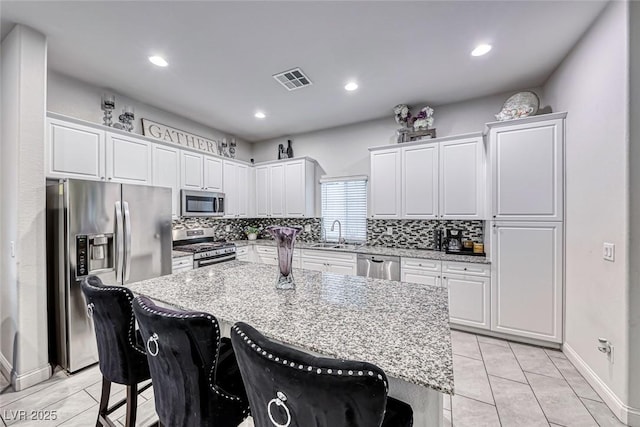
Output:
[{"xmin": 273, "ymin": 68, "xmax": 312, "ymax": 91}]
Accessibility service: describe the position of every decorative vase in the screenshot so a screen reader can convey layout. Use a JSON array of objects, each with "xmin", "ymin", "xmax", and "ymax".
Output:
[
  {"xmin": 247, "ymin": 233, "xmax": 257, "ymax": 241},
  {"xmin": 286, "ymin": 140, "xmax": 294, "ymax": 158},
  {"xmin": 266, "ymin": 225, "xmax": 303, "ymax": 290}
]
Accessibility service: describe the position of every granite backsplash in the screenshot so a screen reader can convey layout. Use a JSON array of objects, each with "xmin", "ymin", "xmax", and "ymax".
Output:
[
  {"xmin": 173, "ymin": 217, "xmax": 483, "ymax": 250},
  {"xmin": 367, "ymin": 219, "xmax": 484, "ymax": 250}
]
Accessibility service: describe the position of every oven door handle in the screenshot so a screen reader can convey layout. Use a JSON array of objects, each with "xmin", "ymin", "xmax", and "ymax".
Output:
[{"xmin": 197, "ymin": 254, "xmax": 236, "ymax": 267}]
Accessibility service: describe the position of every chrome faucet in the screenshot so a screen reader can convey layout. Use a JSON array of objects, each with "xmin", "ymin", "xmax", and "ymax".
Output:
[{"xmin": 331, "ymin": 220, "xmax": 345, "ymax": 244}]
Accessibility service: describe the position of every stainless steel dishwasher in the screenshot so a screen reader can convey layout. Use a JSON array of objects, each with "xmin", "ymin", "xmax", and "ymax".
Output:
[{"xmin": 357, "ymin": 254, "xmax": 400, "ymax": 281}]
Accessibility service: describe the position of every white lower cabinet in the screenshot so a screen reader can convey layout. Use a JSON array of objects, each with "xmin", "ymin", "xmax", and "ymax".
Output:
[
  {"xmin": 401, "ymin": 258, "xmax": 491, "ymax": 330},
  {"xmin": 491, "ymin": 221, "xmax": 563, "ymax": 343},
  {"xmin": 236, "ymin": 246, "xmax": 251, "ymax": 262},
  {"xmin": 400, "ymin": 258, "xmax": 441, "ymax": 286},
  {"xmin": 254, "ymin": 245, "xmax": 301, "ymax": 268},
  {"xmin": 172, "ymin": 255, "xmax": 194, "ymax": 273},
  {"xmin": 301, "ymin": 249, "xmax": 357, "ymax": 275},
  {"xmin": 443, "ymin": 273, "xmax": 491, "ymax": 330}
]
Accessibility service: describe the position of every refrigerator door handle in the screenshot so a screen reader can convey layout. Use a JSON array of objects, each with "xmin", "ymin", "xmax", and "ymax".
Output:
[
  {"xmin": 123, "ymin": 201, "xmax": 132, "ymax": 282},
  {"xmin": 115, "ymin": 201, "xmax": 124, "ymax": 282}
]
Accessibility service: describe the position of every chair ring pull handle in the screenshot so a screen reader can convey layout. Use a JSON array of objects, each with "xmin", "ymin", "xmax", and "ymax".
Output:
[
  {"xmin": 87, "ymin": 303, "xmax": 95, "ymax": 318},
  {"xmin": 146, "ymin": 333, "xmax": 159, "ymax": 357},
  {"xmin": 267, "ymin": 392, "xmax": 291, "ymax": 427}
]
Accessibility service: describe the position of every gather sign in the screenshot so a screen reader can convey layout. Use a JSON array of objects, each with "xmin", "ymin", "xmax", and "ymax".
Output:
[{"xmin": 141, "ymin": 118, "xmax": 220, "ymax": 155}]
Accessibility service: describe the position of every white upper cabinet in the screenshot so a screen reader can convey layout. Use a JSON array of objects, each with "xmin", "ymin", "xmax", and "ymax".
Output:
[
  {"xmin": 180, "ymin": 151, "xmax": 204, "ymax": 189},
  {"xmin": 284, "ymin": 159, "xmax": 315, "ymax": 217},
  {"xmin": 223, "ymin": 160, "xmax": 250, "ymax": 218},
  {"xmin": 370, "ymin": 148, "xmax": 402, "ymax": 218},
  {"xmin": 46, "ymin": 118, "xmax": 106, "ymax": 181},
  {"xmin": 370, "ymin": 133, "xmax": 486, "ymax": 220},
  {"xmin": 237, "ymin": 164, "xmax": 250, "ymax": 217},
  {"xmin": 402, "ymin": 144, "xmax": 438, "ymax": 219},
  {"xmin": 255, "ymin": 166, "xmax": 270, "ymax": 217},
  {"xmin": 439, "ymin": 136, "xmax": 484, "ymax": 219},
  {"xmin": 489, "ymin": 116, "xmax": 564, "ymax": 221},
  {"xmin": 203, "ymin": 156, "xmax": 223, "ymax": 191},
  {"xmin": 269, "ymin": 164, "xmax": 285, "ymax": 217},
  {"xmin": 152, "ymin": 144, "xmax": 180, "ymax": 217},
  {"xmin": 254, "ymin": 158, "xmax": 316, "ymax": 218},
  {"xmin": 491, "ymin": 221, "xmax": 563, "ymax": 343},
  {"xmin": 106, "ymin": 133, "xmax": 153, "ymax": 184},
  {"xmin": 180, "ymin": 152, "xmax": 223, "ymax": 192}
]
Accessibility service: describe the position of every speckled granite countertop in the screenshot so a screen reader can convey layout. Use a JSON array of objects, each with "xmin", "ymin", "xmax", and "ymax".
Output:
[
  {"xmin": 129, "ymin": 261, "xmax": 454, "ymax": 394},
  {"xmin": 232, "ymin": 239, "xmax": 489, "ymax": 264},
  {"xmin": 172, "ymin": 250, "xmax": 193, "ymax": 259}
]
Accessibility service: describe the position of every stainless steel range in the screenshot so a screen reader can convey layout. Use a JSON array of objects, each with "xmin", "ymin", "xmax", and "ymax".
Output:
[{"xmin": 173, "ymin": 228, "xmax": 236, "ymax": 268}]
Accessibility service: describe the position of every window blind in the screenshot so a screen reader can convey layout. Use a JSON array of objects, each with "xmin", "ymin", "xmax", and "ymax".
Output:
[{"xmin": 321, "ymin": 179, "xmax": 367, "ymax": 243}]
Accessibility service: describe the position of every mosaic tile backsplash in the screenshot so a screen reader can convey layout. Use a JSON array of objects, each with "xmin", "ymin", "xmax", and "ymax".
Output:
[
  {"xmin": 173, "ymin": 217, "xmax": 483, "ymax": 250},
  {"xmin": 172, "ymin": 217, "xmax": 322, "ymax": 242},
  {"xmin": 367, "ymin": 219, "xmax": 484, "ymax": 250}
]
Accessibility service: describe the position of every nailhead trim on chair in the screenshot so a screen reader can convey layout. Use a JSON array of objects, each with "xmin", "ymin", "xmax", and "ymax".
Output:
[
  {"xmin": 84, "ymin": 279, "xmax": 146, "ymax": 355},
  {"xmin": 231, "ymin": 324, "xmax": 388, "ymax": 391},
  {"xmin": 135, "ymin": 297, "xmax": 244, "ymax": 402}
]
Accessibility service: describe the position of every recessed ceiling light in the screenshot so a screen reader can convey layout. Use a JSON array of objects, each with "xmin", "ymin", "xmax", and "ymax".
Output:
[
  {"xmin": 344, "ymin": 82, "xmax": 359, "ymax": 91},
  {"xmin": 471, "ymin": 44, "xmax": 492, "ymax": 57},
  {"xmin": 149, "ymin": 56, "xmax": 168, "ymax": 67},
  {"xmin": 254, "ymin": 111, "xmax": 266, "ymax": 119}
]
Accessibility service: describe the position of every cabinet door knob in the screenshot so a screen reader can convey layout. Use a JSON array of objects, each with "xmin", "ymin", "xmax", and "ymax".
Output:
[
  {"xmin": 108, "ymin": 177, "xmax": 112, "ymax": 180},
  {"xmin": 100, "ymin": 176, "xmax": 105, "ymax": 180}
]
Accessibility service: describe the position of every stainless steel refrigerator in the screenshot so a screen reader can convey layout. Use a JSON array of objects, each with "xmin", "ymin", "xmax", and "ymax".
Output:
[{"xmin": 47, "ymin": 179, "xmax": 172, "ymax": 372}]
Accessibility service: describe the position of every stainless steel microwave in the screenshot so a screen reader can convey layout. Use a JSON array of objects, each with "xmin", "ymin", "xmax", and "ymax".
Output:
[{"xmin": 180, "ymin": 190, "xmax": 225, "ymax": 217}]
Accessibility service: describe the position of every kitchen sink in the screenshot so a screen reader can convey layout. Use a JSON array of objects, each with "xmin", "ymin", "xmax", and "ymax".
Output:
[
  {"xmin": 308, "ymin": 242, "xmax": 340, "ymax": 248},
  {"xmin": 307, "ymin": 242, "xmax": 364, "ymax": 250}
]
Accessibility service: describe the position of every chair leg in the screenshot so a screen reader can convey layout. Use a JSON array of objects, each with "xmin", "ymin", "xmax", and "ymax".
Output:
[
  {"xmin": 96, "ymin": 377, "xmax": 111, "ymax": 427},
  {"xmin": 124, "ymin": 385, "xmax": 138, "ymax": 427}
]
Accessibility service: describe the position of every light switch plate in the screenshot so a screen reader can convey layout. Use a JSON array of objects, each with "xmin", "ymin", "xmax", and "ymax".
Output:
[
  {"xmin": 225, "ymin": 225, "xmax": 231, "ymax": 232},
  {"xmin": 304, "ymin": 224, "xmax": 311, "ymax": 232},
  {"xmin": 386, "ymin": 227, "xmax": 393, "ymax": 235},
  {"xmin": 603, "ymin": 243, "xmax": 615, "ymax": 261}
]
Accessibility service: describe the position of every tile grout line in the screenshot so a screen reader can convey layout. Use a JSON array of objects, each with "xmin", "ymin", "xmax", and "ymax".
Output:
[
  {"xmin": 475, "ymin": 334, "xmax": 503, "ymax": 426},
  {"xmin": 546, "ymin": 354, "xmax": 601, "ymax": 425},
  {"xmin": 505, "ymin": 340, "xmax": 554, "ymax": 426}
]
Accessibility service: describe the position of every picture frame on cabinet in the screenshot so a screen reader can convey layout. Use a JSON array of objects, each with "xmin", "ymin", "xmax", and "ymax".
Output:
[{"xmin": 397, "ymin": 128, "xmax": 437, "ymax": 143}]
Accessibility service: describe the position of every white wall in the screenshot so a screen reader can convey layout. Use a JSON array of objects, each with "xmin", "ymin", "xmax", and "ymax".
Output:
[
  {"xmin": 544, "ymin": 1, "xmax": 633, "ymax": 421},
  {"xmin": 628, "ymin": 0, "xmax": 640, "ymax": 419},
  {"xmin": 1, "ymin": 25, "xmax": 51, "ymax": 390},
  {"xmin": 47, "ymin": 71, "xmax": 252, "ymax": 162},
  {"xmin": 251, "ymin": 88, "xmax": 543, "ymax": 177}
]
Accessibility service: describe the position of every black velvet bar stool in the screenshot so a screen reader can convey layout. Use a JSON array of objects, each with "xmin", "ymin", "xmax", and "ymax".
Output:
[
  {"xmin": 132, "ymin": 296, "xmax": 250, "ymax": 427},
  {"xmin": 81, "ymin": 276, "xmax": 153, "ymax": 427},
  {"xmin": 231, "ymin": 322, "xmax": 414, "ymax": 427}
]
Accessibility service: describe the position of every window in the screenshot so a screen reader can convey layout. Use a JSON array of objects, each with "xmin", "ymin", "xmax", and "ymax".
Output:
[{"xmin": 321, "ymin": 177, "xmax": 367, "ymax": 243}]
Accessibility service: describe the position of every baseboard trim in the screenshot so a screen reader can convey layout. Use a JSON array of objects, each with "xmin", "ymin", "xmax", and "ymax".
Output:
[
  {"xmin": 0, "ymin": 352, "xmax": 13, "ymax": 386},
  {"xmin": 450, "ymin": 324, "xmax": 562, "ymax": 349},
  {"xmin": 563, "ymin": 343, "xmax": 640, "ymax": 425},
  {"xmin": 8, "ymin": 362, "xmax": 52, "ymax": 392}
]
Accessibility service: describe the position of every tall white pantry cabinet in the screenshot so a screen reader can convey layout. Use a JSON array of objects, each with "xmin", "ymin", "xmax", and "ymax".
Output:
[{"xmin": 487, "ymin": 112, "xmax": 566, "ymax": 344}]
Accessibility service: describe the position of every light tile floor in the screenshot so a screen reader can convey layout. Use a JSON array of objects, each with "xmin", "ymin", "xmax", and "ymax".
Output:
[{"xmin": 0, "ymin": 331, "xmax": 627, "ymax": 426}]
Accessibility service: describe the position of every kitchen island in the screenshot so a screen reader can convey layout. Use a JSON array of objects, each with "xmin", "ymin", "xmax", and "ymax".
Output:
[{"xmin": 128, "ymin": 260, "xmax": 454, "ymax": 426}]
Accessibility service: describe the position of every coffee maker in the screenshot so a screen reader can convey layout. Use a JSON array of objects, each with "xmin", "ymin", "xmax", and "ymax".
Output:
[{"xmin": 445, "ymin": 229, "xmax": 463, "ymax": 253}]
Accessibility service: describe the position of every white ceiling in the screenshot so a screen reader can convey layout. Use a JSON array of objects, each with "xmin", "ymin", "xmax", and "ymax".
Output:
[{"xmin": 1, "ymin": 1, "xmax": 606, "ymax": 142}]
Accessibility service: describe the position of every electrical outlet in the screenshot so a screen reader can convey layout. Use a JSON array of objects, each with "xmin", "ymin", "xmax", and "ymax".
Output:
[
  {"xmin": 386, "ymin": 227, "xmax": 393, "ymax": 235},
  {"xmin": 304, "ymin": 224, "xmax": 311, "ymax": 232},
  {"xmin": 603, "ymin": 243, "xmax": 615, "ymax": 261},
  {"xmin": 225, "ymin": 225, "xmax": 231, "ymax": 232}
]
